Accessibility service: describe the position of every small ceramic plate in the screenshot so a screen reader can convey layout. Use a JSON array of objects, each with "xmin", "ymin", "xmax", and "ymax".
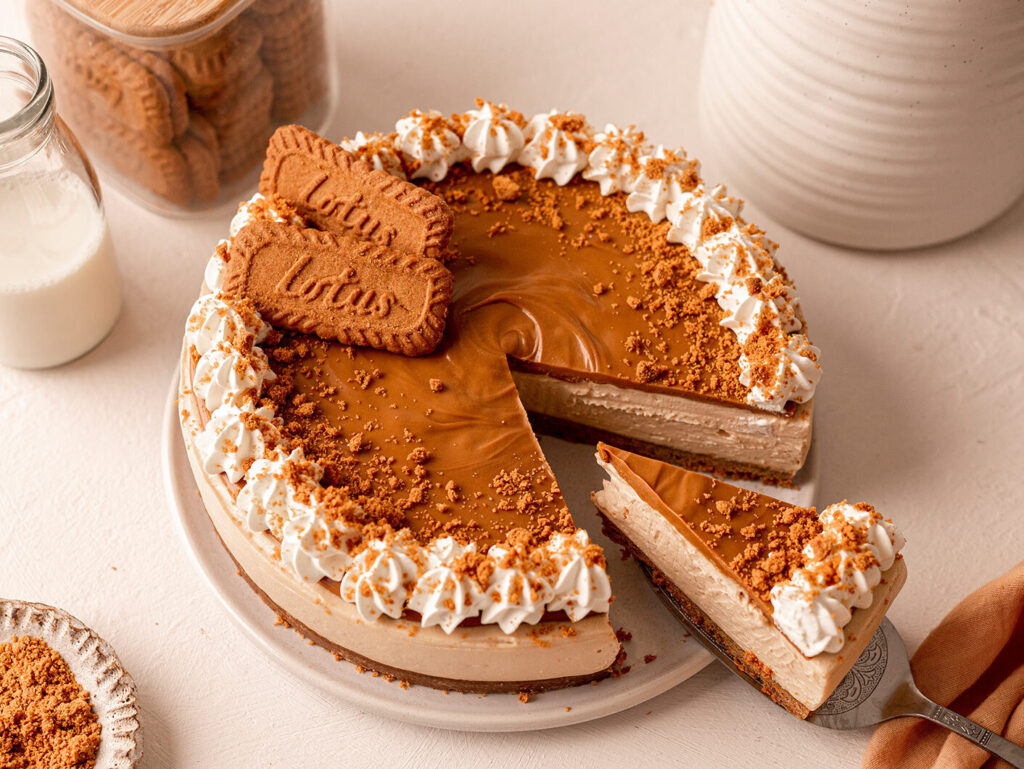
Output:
[
  {"xmin": 161, "ymin": 375, "xmax": 816, "ymax": 731},
  {"xmin": 0, "ymin": 599, "xmax": 142, "ymax": 767}
]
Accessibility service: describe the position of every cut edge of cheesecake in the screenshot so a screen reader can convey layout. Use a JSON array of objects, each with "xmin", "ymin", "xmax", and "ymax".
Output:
[
  {"xmin": 591, "ymin": 442, "xmax": 906, "ymax": 717},
  {"xmin": 515, "ymin": 368, "xmax": 813, "ymax": 484},
  {"xmin": 178, "ymin": 352, "xmax": 621, "ymax": 692}
]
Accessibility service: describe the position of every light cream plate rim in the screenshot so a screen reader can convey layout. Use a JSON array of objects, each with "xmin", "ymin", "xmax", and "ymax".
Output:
[{"xmin": 160, "ymin": 371, "xmax": 817, "ymax": 732}]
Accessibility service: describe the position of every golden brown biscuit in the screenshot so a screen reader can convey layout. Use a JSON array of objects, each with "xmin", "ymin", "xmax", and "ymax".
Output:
[
  {"xmin": 185, "ymin": 112, "xmax": 221, "ymax": 174},
  {"xmin": 225, "ymin": 220, "xmax": 453, "ymax": 356},
  {"xmin": 259, "ymin": 125, "xmax": 454, "ymax": 258},
  {"xmin": 247, "ymin": 0, "xmax": 301, "ymax": 16},
  {"xmin": 197, "ymin": 66, "xmax": 273, "ymax": 142},
  {"xmin": 119, "ymin": 46, "xmax": 189, "ymax": 138},
  {"xmin": 248, "ymin": 0, "xmax": 326, "ymax": 120},
  {"xmin": 185, "ymin": 62, "xmax": 262, "ymax": 112},
  {"xmin": 196, "ymin": 66, "xmax": 273, "ymax": 184},
  {"xmin": 47, "ymin": 29, "xmax": 177, "ymax": 145},
  {"xmin": 218, "ymin": 122, "xmax": 275, "ymax": 185},
  {"xmin": 169, "ymin": 16, "xmax": 263, "ymax": 97},
  {"xmin": 177, "ymin": 130, "xmax": 220, "ymax": 203},
  {"xmin": 60, "ymin": 90, "xmax": 190, "ymax": 207}
]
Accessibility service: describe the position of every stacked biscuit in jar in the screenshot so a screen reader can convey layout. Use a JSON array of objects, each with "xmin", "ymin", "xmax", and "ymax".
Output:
[{"xmin": 27, "ymin": 0, "xmax": 329, "ymax": 210}]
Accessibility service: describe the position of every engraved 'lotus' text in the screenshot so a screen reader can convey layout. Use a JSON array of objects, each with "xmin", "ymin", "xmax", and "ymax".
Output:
[
  {"xmin": 295, "ymin": 169, "xmax": 399, "ymax": 248},
  {"xmin": 276, "ymin": 254, "xmax": 398, "ymax": 318}
]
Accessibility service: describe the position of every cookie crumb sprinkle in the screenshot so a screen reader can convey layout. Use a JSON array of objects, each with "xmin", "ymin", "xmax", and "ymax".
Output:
[{"xmin": 0, "ymin": 635, "xmax": 101, "ymax": 769}]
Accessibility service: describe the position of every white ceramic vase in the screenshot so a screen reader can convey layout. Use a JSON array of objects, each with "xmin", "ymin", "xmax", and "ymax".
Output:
[{"xmin": 698, "ymin": 0, "xmax": 1024, "ymax": 250}]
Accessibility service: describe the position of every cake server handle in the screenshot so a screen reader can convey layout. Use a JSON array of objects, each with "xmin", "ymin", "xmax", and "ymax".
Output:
[{"xmin": 884, "ymin": 681, "xmax": 1024, "ymax": 767}]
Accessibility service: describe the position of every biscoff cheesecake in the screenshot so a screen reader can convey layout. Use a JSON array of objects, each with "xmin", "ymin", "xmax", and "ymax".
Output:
[
  {"xmin": 592, "ymin": 443, "xmax": 906, "ymax": 717},
  {"xmin": 178, "ymin": 101, "xmax": 822, "ymax": 691}
]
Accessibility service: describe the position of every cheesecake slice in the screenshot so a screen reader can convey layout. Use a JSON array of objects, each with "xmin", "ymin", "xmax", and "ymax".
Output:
[{"xmin": 592, "ymin": 442, "xmax": 906, "ymax": 717}]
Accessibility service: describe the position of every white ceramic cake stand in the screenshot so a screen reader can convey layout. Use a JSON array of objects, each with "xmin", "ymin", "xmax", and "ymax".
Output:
[{"xmin": 161, "ymin": 374, "xmax": 817, "ymax": 731}]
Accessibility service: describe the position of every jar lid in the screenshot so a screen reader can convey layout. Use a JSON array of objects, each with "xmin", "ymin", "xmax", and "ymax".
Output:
[{"xmin": 53, "ymin": 0, "xmax": 255, "ymax": 44}]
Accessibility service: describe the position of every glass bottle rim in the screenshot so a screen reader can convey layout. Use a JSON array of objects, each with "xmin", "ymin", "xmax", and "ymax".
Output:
[{"xmin": 0, "ymin": 36, "xmax": 53, "ymax": 147}]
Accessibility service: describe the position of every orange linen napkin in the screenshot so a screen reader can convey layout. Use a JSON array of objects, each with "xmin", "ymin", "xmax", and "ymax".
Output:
[{"xmin": 862, "ymin": 560, "xmax": 1024, "ymax": 769}]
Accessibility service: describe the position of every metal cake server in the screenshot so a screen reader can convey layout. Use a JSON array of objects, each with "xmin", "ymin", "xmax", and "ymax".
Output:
[{"xmin": 639, "ymin": 563, "xmax": 1024, "ymax": 767}]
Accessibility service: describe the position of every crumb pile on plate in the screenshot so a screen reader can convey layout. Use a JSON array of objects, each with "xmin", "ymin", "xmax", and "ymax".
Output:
[{"xmin": 1, "ymin": 635, "xmax": 101, "ymax": 768}]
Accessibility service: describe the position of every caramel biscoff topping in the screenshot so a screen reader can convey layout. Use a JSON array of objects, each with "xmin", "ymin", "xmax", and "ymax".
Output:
[
  {"xmin": 0, "ymin": 636, "xmax": 101, "ymax": 769},
  {"xmin": 260, "ymin": 331, "xmax": 574, "ymax": 551},
  {"xmin": 424, "ymin": 166, "xmax": 748, "ymax": 400}
]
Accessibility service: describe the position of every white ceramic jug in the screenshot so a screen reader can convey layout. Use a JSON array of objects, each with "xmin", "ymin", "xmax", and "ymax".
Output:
[{"xmin": 698, "ymin": 0, "xmax": 1024, "ymax": 250}]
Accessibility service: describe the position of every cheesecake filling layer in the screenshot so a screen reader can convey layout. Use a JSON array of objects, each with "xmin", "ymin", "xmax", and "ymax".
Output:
[
  {"xmin": 511, "ymin": 371, "xmax": 812, "ymax": 477},
  {"xmin": 592, "ymin": 457, "xmax": 906, "ymax": 710}
]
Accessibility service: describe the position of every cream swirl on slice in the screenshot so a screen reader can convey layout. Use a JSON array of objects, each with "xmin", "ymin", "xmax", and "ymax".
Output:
[
  {"xmin": 395, "ymin": 110, "xmax": 468, "ymax": 182},
  {"xmin": 461, "ymin": 100, "xmax": 526, "ymax": 174},
  {"xmin": 517, "ymin": 110, "xmax": 592, "ymax": 186},
  {"xmin": 340, "ymin": 131, "xmax": 407, "ymax": 179},
  {"xmin": 770, "ymin": 502, "xmax": 906, "ymax": 657},
  {"xmin": 583, "ymin": 123, "xmax": 650, "ymax": 195},
  {"xmin": 626, "ymin": 146, "xmax": 701, "ymax": 223},
  {"xmin": 408, "ymin": 537, "xmax": 485, "ymax": 634}
]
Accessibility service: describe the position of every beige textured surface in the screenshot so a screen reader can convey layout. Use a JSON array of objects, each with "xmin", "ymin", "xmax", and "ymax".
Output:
[{"xmin": 4, "ymin": 1, "xmax": 1023, "ymax": 766}]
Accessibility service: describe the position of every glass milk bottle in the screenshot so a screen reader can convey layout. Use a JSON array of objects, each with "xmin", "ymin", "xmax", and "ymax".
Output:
[{"xmin": 0, "ymin": 36, "xmax": 121, "ymax": 368}]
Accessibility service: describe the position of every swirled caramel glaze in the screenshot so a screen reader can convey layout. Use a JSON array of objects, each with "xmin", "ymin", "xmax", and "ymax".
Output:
[{"xmin": 262, "ymin": 166, "xmax": 795, "ymax": 550}]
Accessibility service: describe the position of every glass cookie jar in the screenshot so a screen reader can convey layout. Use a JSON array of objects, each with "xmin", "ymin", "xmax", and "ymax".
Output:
[{"xmin": 23, "ymin": 0, "xmax": 336, "ymax": 215}]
